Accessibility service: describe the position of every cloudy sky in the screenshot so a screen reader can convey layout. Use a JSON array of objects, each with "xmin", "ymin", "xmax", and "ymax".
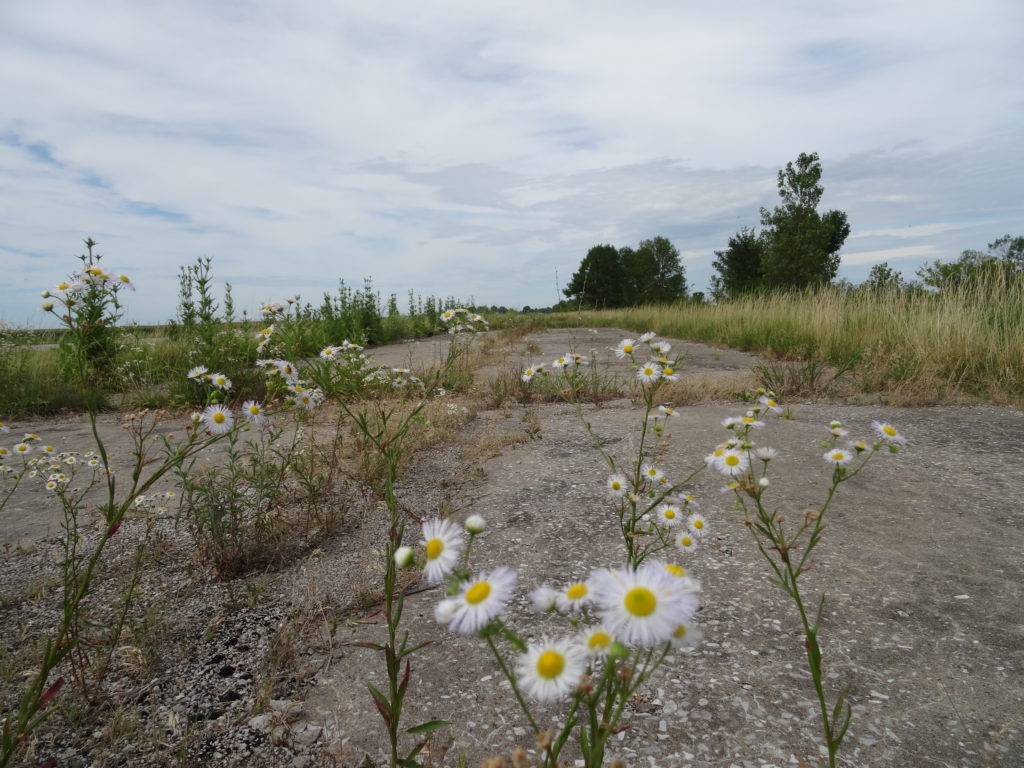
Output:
[{"xmin": 2, "ymin": 0, "xmax": 1022, "ymax": 326}]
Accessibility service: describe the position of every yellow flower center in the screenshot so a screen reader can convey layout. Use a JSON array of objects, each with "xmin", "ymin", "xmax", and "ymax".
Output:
[
  {"xmin": 611, "ymin": 481, "xmax": 621, "ymax": 490},
  {"xmin": 566, "ymin": 584, "xmax": 588, "ymax": 600},
  {"xmin": 883, "ymin": 425, "xmax": 897, "ymax": 436},
  {"xmin": 693, "ymin": 519, "xmax": 703, "ymax": 529},
  {"xmin": 624, "ymin": 587, "xmax": 656, "ymax": 617},
  {"xmin": 588, "ymin": 631, "xmax": 611, "ymax": 650},
  {"xmin": 248, "ymin": 405, "xmax": 260, "ymax": 415},
  {"xmin": 664, "ymin": 367, "xmax": 674, "ymax": 375},
  {"xmin": 673, "ymin": 624, "xmax": 688, "ymax": 639},
  {"xmin": 831, "ymin": 452, "xmax": 844, "ymax": 461},
  {"xmin": 643, "ymin": 367, "xmax": 654, "ymax": 375},
  {"xmin": 623, "ymin": 345, "xmax": 633, "ymax": 353},
  {"xmin": 767, "ymin": 399, "xmax": 777, "ymax": 407},
  {"xmin": 426, "ymin": 538, "xmax": 443, "ymax": 560},
  {"xmin": 536, "ymin": 650, "xmax": 565, "ymax": 679},
  {"xmin": 664, "ymin": 509, "xmax": 675, "ymax": 519},
  {"xmin": 465, "ymin": 581, "xmax": 491, "ymax": 604},
  {"xmin": 119, "ymin": 275, "xmax": 130, "ymax": 283},
  {"xmin": 725, "ymin": 454, "xmax": 740, "ymax": 466},
  {"xmin": 680, "ymin": 536, "xmax": 693, "ymax": 547},
  {"xmin": 213, "ymin": 412, "xmax": 225, "ymax": 424},
  {"xmin": 664, "ymin": 564, "xmax": 685, "ymax": 577}
]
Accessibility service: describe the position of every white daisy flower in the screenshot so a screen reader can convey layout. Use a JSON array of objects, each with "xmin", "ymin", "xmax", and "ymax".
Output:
[
  {"xmin": 521, "ymin": 366, "xmax": 540, "ymax": 383},
  {"xmin": 655, "ymin": 503, "xmax": 683, "ymax": 527},
  {"xmin": 829, "ymin": 425, "xmax": 848, "ymax": 437},
  {"xmin": 41, "ymin": 445, "xmax": 56, "ymax": 454},
  {"xmin": 640, "ymin": 463, "xmax": 663, "ymax": 483},
  {"xmin": 440, "ymin": 309, "xmax": 456, "ymax": 321},
  {"xmin": 823, "ymin": 449, "xmax": 853, "ymax": 465},
  {"xmin": 754, "ymin": 447, "xmax": 778, "ymax": 461},
  {"xmin": 552, "ymin": 355, "xmax": 570, "ymax": 369},
  {"xmin": 580, "ymin": 626, "xmax": 615, "ymax": 657},
  {"xmin": 639, "ymin": 331, "xmax": 656, "ymax": 342},
  {"xmin": 714, "ymin": 449, "xmax": 749, "ymax": 476},
  {"xmin": 614, "ymin": 339, "xmax": 637, "ymax": 359},
  {"xmin": 660, "ymin": 364, "xmax": 680, "ymax": 381},
  {"xmin": 736, "ymin": 415, "xmax": 765, "ymax": 429},
  {"xmin": 464, "ymin": 514, "xmax": 486, "ymax": 534},
  {"xmin": 517, "ymin": 637, "xmax": 586, "ymax": 702},
  {"xmin": 421, "ymin": 518, "xmax": 465, "ymax": 584},
  {"xmin": 651, "ymin": 341, "xmax": 671, "ymax": 355},
  {"xmin": 687, "ymin": 513, "xmax": 708, "ymax": 537},
  {"xmin": 676, "ymin": 531, "xmax": 699, "ymax": 552},
  {"xmin": 849, "ymin": 439, "xmax": 869, "ymax": 453},
  {"xmin": 636, "ymin": 362, "xmax": 662, "ymax": 383},
  {"xmin": 670, "ymin": 620, "xmax": 704, "ymax": 650},
  {"xmin": 208, "ymin": 372, "xmax": 232, "ymax": 391},
  {"xmin": 658, "ymin": 405, "xmax": 681, "ymax": 418},
  {"xmin": 529, "ymin": 585, "xmax": 558, "ymax": 612},
  {"xmin": 590, "ymin": 562, "xmax": 700, "ymax": 647},
  {"xmin": 242, "ymin": 400, "xmax": 266, "ymax": 424},
  {"xmin": 434, "ymin": 599, "xmax": 458, "ymax": 624},
  {"xmin": 13, "ymin": 443, "xmax": 31, "ymax": 454},
  {"xmin": 555, "ymin": 581, "xmax": 593, "ymax": 613},
  {"xmin": 201, "ymin": 404, "xmax": 234, "ymax": 434},
  {"xmin": 758, "ymin": 395, "xmax": 783, "ymax": 414},
  {"xmin": 607, "ymin": 473, "xmax": 628, "ymax": 496},
  {"xmin": 871, "ymin": 421, "xmax": 906, "ymax": 445},
  {"xmin": 447, "ymin": 567, "xmax": 518, "ymax": 634},
  {"xmin": 320, "ymin": 346, "xmax": 338, "ymax": 359}
]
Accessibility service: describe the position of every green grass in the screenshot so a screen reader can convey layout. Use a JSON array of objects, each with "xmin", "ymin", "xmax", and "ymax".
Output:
[{"xmin": 516, "ymin": 277, "xmax": 1024, "ymax": 405}]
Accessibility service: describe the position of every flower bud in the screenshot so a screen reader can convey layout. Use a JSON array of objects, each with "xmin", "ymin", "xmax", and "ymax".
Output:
[
  {"xmin": 41, "ymin": 301, "xmax": 54, "ymax": 312},
  {"xmin": 393, "ymin": 545, "xmax": 413, "ymax": 568},
  {"xmin": 464, "ymin": 514, "xmax": 486, "ymax": 534},
  {"xmin": 41, "ymin": 290, "xmax": 50, "ymax": 298},
  {"xmin": 758, "ymin": 477, "xmax": 770, "ymax": 488},
  {"xmin": 434, "ymin": 598, "xmax": 457, "ymax": 624}
]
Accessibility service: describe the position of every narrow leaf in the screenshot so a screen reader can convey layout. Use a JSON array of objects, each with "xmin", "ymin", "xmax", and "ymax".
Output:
[{"xmin": 406, "ymin": 719, "xmax": 450, "ymax": 735}]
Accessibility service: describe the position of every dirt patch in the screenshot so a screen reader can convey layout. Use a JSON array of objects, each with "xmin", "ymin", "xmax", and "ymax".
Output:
[{"xmin": 1, "ymin": 328, "xmax": 1022, "ymax": 767}]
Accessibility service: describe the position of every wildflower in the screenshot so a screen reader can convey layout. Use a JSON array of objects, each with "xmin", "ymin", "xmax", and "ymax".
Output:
[
  {"xmin": 45, "ymin": 480, "xmax": 59, "ymax": 491},
  {"xmin": 736, "ymin": 415, "xmax": 765, "ymax": 429},
  {"xmin": 319, "ymin": 346, "xmax": 338, "ymax": 359},
  {"xmin": 614, "ymin": 339, "xmax": 637, "ymax": 359},
  {"xmin": 849, "ymin": 439, "xmax": 869, "ymax": 452},
  {"xmin": 687, "ymin": 513, "xmax": 708, "ymax": 537},
  {"xmin": 446, "ymin": 567, "xmax": 518, "ymax": 633},
  {"xmin": 651, "ymin": 341, "xmax": 671, "ymax": 355},
  {"xmin": 639, "ymin": 331, "xmax": 656, "ymax": 342},
  {"xmin": 555, "ymin": 581, "xmax": 593, "ymax": 613},
  {"xmin": 636, "ymin": 361, "xmax": 662, "ymax": 383},
  {"xmin": 581, "ymin": 626, "xmax": 615, "ymax": 657},
  {"xmin": 242, "ymin": 400, "xmax": 266, "ymax": 424},
  {"xmin": 607, "ymin": 473, "xmax": 628, "ymax": 496},
  {"xmin": 64, "ymin": 456, "xmax": 76, "ymax": 465},
  {"xmin": 754, "ymin": 447, "xmax": 778, "ymax": 461},
  {"xmin": 658, "ymin": 405, "xmax": 680, "ymax": 418},
  {"xmin": 441, "ymin": 309, "xmax": 456, "ymax": 321},
  {"xmin": 640, "ymin": 463, "xmax": 663, "ymax": 483},
  {"xmin": 670, "ymin": 620, "xmax": 704, "ymax": 650},
  {"xmin": 134, "ymin": 495, "xmax": 147, "ymax": 506},
  {"xmin": 661, "ymin": 364, "xmax": 679, "ymax": 381},
  {"xmin": 394, "ymin": 546, "xmax": 414, "ymax": 568},
  {"xmin": 41, "ymin": 445, "xmax": 56, "ymax": 454},
  {"xmin": 823, "ymin": 448, "xmax": 853, "ymax": 466},
  {"xmin": 117, "ymin": 274, "xmax": 134, "ymax": 290},
  {"xmin": 529, "ymin": 585, "xmax": 558, "ymax": 612},
  {"xmin": 201, "ymin": 404, "xmax": 234, "ymax": 434},
  {"xmin": 758, "ymin": 476, "xmax": 770, "ymax": 488},
  {"xmin": 13, "ymin": 443, "xmax": 30, "ymax": 455},
  {"xmin": 758, "ymin": 395, "xmax": 782, "ymax": 414},
  {"xmin": 421, "ymin": 518, "xmax": 465, "ymax": 584},
  {"xmin": 209, "ymin": 372, "xmax": 232, "ymax": 390},
  {"xmin": 0, "ymin": 423, "xmax": 9, "ymax": 433},
  {"xmin": 464, "ymin": 515, "xmax": 486, "ymax": 534},
  {"xmin": 295, "ymin": 390, "xmax": 322, "ymax": 410},
  {"xmin": 829, "ymin": 425, "xmax": 848, "ymax": 437},
  {"xmin": 552, "ymin": 354, "xmax": 570, "ymax": 369},
  {"xmin": 517, "ymin": 637, "xmax": 586, "ymax": 702},
  {"xmin": 434, "ymin": 599, "xmax": 458, "ymax": 624},
  {"xmin": 590, "ymin": 562, "xmax": 699, "ymax": 647},
  {"xmin": 872, "ymin": 421, "xmax": 907, "ymax": 445},
  {"xmin": 41, "ymin": 301, "xmax": 54, "ymax": 311},
  {"xmin": 676, "ymin": 531, "xmax": 698, "ymax": 552},
  {"xmin": 655, "ymin": 503, "xmax": 683, "ymax": 527},
  {"xmin": 714, "ymin": 449, "xmax": 749, "ymax": 476},
  {"xmin": 521, "ymin": 365, "xmax": 542, "ymax": 383}
]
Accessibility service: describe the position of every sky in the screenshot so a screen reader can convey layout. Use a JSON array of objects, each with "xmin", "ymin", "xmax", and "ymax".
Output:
[{"xmin": 2, "ymin": 0, "xmax": 1022, "ymax": 326}]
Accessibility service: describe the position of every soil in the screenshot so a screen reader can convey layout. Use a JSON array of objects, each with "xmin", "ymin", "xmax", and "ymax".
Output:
[{"xmin": 1, "ymin": 328, "xmax": 1021, "ymax": 768}]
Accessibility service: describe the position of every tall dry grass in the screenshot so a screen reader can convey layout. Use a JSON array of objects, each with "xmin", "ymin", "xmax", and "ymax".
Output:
[{"xmin": 526, "ymin": 275, "xmax": 1024, "ymax": 404}]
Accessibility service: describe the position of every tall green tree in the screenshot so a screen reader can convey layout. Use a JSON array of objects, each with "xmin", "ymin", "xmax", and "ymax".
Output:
[
  {"xmin": 759, "ymin": 152, "xmax": 850, "ymax": 289},
  {"xmin": 626, "ymin": 236, "xmax": 688, "ymax": 301},
  {"xmin": 563, "ymin": 244, "xmax": 628, "ymax": 307},
  {"xmin": 710, "ymin": 227, "xmax": 765, "ymax": 300}
]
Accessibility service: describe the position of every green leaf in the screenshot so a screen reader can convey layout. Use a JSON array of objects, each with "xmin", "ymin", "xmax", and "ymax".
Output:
[{"xmin": 406, "ymin": 719, "xmax": 449, "ymax": 734}]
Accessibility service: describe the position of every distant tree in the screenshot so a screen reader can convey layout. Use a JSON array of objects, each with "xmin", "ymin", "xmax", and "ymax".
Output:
[
  {"xmin": 861, "ymin": 262, "xmax": 907, "ymax": 293},
  {"xmin": 625, "ymin": 236, "xmax": 688, "ymax": 301},
  {"xmin": 564, "ymin": 237, "xmax": 687, "ymax": 307},
  {"xmin": 759, "ymin": 152, "xmax": 850, "ymax": 289},
  {"xmin": 916, "ymin": 234, "xmax": 1024, "ymax": 291},
  {"xmin": 709, "ymin": 227, "xmax": 765, "ymax": 300},
  {"xmin": 563, "ymin": 244, "xmax": 628, "ymax": 307}
]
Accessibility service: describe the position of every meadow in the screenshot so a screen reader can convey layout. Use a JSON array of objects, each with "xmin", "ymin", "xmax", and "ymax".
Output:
[{"xmin": 1, "ymin": 258, "xmax": 1021, "ymax": 767}]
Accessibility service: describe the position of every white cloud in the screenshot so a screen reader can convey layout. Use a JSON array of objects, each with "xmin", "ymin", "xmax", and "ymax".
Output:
[
  {"xmin": 1, "ymin": 0, "xmax": 1023, "ymax": 323},
  {"xmin": 841, "ymin": 245, "xmax": 939, "ymax": 266}
]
